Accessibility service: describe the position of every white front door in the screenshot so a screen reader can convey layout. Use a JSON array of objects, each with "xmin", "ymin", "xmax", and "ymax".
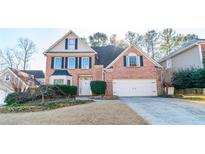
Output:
[
  {"xmin": 79, "ymin": 77, "xmax": 92, "ymax": 95},
  {"xmin": 113, "ymin": 79, "xmax": 157, "ymax": 96}
]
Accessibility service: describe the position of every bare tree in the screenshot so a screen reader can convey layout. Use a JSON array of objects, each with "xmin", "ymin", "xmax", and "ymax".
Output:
[
  {"xmin": 17, "ymin": 38, "xmax": 36, "ymax": 70},
  {"xmin": 0, "ymin": 48, "xmax": 21, "ymax": 69}
]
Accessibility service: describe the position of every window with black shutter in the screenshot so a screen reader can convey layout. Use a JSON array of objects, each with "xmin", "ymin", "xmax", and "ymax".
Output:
[
  {"xmin": 89, "ymin": 57, "xmax": 92, "ymax": 68},
  {"xmin": 65, "ymin": 38, "xmax": 68, "ymax": 50},
  {"xmin": 140, "ymin": 56, "xmax": 144, "ymax": 67},
  {"xmin": 75, "ymin": 39, "xmax": 78, "ymax": 50},
  {"xmin": 123, "ymin": 56, "xmax": 127, "ymax": 66}
]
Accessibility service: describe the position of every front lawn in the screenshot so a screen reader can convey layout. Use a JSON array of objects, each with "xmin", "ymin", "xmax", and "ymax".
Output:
[{"xmin": 0, "ymin": 98, "xmax": 91, "ymax": 113}]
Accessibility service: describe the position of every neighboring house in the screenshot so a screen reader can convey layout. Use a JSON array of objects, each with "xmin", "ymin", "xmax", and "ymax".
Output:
[
  {"xmin": 0, "ymin": 68, "xmax": 44, "ymax": 104},
  {"xmin": 44, "ymin": 30, "xmax": 163, "ymax": 96},
  {"xmin": 159, "ymin": 38, "xmax": 205, "ymax": 85},
  {"xmin": 21, "ymin": 70, "xmax": 45, "ymax": 84}
]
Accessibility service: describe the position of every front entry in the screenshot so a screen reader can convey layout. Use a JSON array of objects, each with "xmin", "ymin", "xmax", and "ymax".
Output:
[{"xmin": 79, "ymin": 76, "xmax": 92, "ymax": 95}]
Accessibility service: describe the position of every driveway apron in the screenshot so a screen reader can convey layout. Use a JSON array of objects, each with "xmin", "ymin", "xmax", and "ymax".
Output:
[{"xmin": 120, "ymin": 97, "xmax": 205, "ymax": 125}]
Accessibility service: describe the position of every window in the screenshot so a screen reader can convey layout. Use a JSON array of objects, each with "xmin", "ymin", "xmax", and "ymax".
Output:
[
  {"xmin": 67, "ymin": 80, "xmax": 71, "ymax": 85},
  {"xmin": 68, "ymin": 57, "xmax": 76, "ymax": 69},
  {"xmin": 81, "ymin": 57, "xmax": 89, "ymax": 69},
  {"xmin": 129, "ymin": 56, "xmax": 137, "ymax": 66},
  {"xmin": 54, "ymin": 57, "xmax": 62, "ymax": 69},
  {"xmin": 68, "ymin": 39, "xmax": 75, "ymax": 50},
  {"xmin": 166, "ymin": 59, "xmax": 172, "ymax": 69},
  {"xmin": 5, "ymin": 74, "xmax": 10, "ymax": 81},
  {"xmin": 126, "ymin": 53, "xmax": 139, "ymax": 67},
  {"xmin": 53, "ymin": 79, "xmax": 64, "ymax": 85}
]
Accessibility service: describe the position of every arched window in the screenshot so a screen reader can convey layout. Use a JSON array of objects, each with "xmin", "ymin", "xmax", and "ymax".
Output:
[{"xmin": 127, "ymin": 53, "xmax": 139, "ymax": 66}]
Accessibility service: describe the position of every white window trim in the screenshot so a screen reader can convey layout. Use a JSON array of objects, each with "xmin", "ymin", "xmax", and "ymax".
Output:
[
  {"xmin": 81, "ymin": 57, "xmax": 90, "ymax": 69},
  {"xmin": 68, "ymin": 39, "xmax": 76, "ymax": 50},
  {"xmin": 68, "ymin": 57, "xmax": 76, "ymax": 69},
  {"xmin": 54, "ymin": 57, "xmax": 62, "ymax": 69},
  {"xmin": 50, "ymin": 75, "xmax": 72, "ymax": 85},
  {"xmin": 126, "ymin": 53, "xmax": 140, "ymax": 67}
]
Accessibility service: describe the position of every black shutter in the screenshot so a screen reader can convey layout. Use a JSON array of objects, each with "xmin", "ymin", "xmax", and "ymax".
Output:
[
  {"xmin": 51, "ymin": 57, "xmax": 54, "ymax": 69},
  {"xmin": 75, "ymin": 39, "xmax": 78, "ymax": 50},
  {"xmin": 140, "ymin": 56, "xmax": 144, "ymax": 67},
  {"xmin": 65, "ymin": 57, "xmax": 68, "ymax": 69},
  {"xmin": 61, "ymin": 57, "xmax": 64, "ymax": 69},
  {"xmin": 75, "ymin": 57, "xmax": 78, "ymax": 68},
  {"xmin": 89, "ymin": 57, "xmax": 92, "ymax": 68},
  {"xmin": 65, "ymin": 38, "xmax": 68, "ymax": 50},
  {"xmin": 79, "ymin": 57, "xmax": 82, "ymax": 69},
  {"xmin": 123, "ymin": 56, "xmax": 127, "ymax": 67}
]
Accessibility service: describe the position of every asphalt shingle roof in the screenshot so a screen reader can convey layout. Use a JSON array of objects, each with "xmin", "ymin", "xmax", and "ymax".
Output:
[
  {"xmin": 9, "ymin": 68, "xmax": 41, "ymax": 87},
  {"xmin": 92, "ymin": 45, "xmax": 125, "ymax": 67},
  {"xmin": 21, "ymin": 70, "xmax": 45, "ymax": 79},
  {"xmin": 52, "ymin": 70, "xmax": 72, "ymax": 76}
]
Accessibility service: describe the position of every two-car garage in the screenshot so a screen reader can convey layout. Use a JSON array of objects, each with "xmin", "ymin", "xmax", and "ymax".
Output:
[{"xmin": 112, "ymin": 79, "xmax": 157, "ymax": 96}]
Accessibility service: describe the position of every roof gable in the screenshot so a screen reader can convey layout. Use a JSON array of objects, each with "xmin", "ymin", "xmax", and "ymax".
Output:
[
  {"xmin": 106, "ymin": 45, "xmax": 162, "ymax": 69},
  {"xmin": 44, "ymin": 30, "xmax": 96, "ymax": 54},
  {"xmin": 159, "ymin": 38, "xmax": 205, "ymax": 63}
]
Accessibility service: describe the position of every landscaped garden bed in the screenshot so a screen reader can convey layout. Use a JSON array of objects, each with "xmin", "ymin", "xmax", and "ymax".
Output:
[
  {"xmin": 0, "ymin": 98, "xmax": 92, "ymax": 113},
  {"xmin": 0, "ymin": 85, "xmax": 94, "ymax": 113}
]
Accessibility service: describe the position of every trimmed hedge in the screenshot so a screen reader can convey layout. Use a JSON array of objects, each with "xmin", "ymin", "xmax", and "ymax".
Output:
[
  {"xmin": 55, "ymin": 85, "xmax": 77, "ymax": 97},
  {"xmin": 90, "ymin": 81, "xmax": 107, "ymax": 95},
  {"xmin": 171, "ymin": 68, "xmax": 205, "ymax": 89}
]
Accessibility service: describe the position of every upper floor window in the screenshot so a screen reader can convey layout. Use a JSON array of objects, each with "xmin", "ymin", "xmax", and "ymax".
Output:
[
  {"xmin": 166, "ymin": 59, "xmax": 172, "ymax": 69},
  {"xmin": 68, "ymin": 57, "xmax": 76, "ymax": 69},
  {"xmin": 68, "ymin": 39, "xmax": 76, "ymax": 50},
  {"xmin": 126, "ymin": 53, "xmax": 140, "ymax": 67},
  {"xmin": 81, "ymin": 57, "xmax": 89, "ymax": 69},
  {"xmin": 54, "ymin": 57, "xmax": 62, "ymax": 69},
  {"xmin": 5, "ymin": 74, "xmax": 10, "ymax": 81}
]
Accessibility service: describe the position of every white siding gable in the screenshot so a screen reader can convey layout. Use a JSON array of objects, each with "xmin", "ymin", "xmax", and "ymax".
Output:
[{"xmin": 46, "ymin": 31, "xmax": 95, "ymax": 53}]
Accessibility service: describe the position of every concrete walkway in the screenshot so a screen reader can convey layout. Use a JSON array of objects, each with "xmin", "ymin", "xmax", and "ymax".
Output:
[{"xmin": 120, "ymin": 97, "xmax": 205, "ymax": 125}]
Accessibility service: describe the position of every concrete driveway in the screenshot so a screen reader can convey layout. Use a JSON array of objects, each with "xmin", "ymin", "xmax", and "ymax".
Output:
[{"xmin": 120, "ymin": 97, "xmax": 205, "ymax": 125}]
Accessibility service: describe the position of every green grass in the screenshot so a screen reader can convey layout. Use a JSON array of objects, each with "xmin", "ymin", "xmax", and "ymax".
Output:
[
  {"xmin": 0, "ymin": 98, "xmax": 92, "ymax": 113},
  {"xmin": 177, "ymin": 95, "xmax": 205, "ymax": 102}
]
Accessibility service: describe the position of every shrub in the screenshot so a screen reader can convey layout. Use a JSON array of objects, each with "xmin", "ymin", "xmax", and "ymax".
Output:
[
  {"xmin": 192, "ymin": 68, "xmax": 205, "ymax": 88},
  {"xmin": 171, "ymin": 69, "xmax": 194, "ymax": 89},
  {"xmin": 55, "ymin": 85, "xmax": 78, "ymax": 97},
  {"xmin": 68, "ymin": 86, "xmax": 78, "ymax": 97},
  {"xmin": 4, "ymin": 92, "xmax": 32, "ymax": 105},
  {"xmin": 90, "ymin": 81, "xmax": 107, "ymax": 95}
]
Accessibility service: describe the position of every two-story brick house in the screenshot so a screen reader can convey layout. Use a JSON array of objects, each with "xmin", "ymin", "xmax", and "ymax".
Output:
[{"xmin": 44, "ymin": 30, "xmax": 162, "ymax": 96}]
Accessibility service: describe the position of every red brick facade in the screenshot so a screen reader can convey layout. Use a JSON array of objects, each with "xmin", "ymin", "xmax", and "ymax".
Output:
[
  {"xmin": 45, "ymin": 54, "xmax": 103, "ymax": 86},
  {"xmin": 45, "ymin": 47, "xmax": 162, "ymax": 96},
  {"xmin": 104, "ymin": 46, "xmax": 162, "ymax": 96}
]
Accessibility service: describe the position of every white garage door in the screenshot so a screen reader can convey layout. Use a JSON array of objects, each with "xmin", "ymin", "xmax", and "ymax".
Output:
[{"xmin": 113, "ymin": 79, "xmax": 157, "ymax": 96}]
